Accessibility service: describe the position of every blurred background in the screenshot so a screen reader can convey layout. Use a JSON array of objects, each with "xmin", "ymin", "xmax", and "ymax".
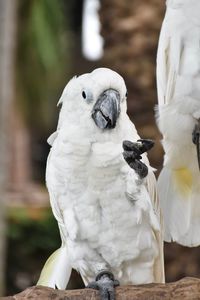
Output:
[{"xmin": 1, "ymin": 0, "xmax": 200, "ymax": 296}]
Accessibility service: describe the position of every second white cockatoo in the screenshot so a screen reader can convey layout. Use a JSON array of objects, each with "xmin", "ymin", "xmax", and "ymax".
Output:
[
  {"xmin": 37, "ymin": 68, "xmax": 164, "ymax": 300},
  {"xmin": 157, "ymin": 0, "xmax": 200, "ymax": 246}
]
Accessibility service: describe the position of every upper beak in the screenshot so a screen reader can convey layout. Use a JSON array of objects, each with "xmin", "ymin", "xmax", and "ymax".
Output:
[{"xmin": 91, "ymin": 89, "xmax": 120, "ymax": 129}]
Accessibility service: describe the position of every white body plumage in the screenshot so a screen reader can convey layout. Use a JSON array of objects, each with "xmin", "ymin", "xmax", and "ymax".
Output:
[
  {"xmin": 38, "ymin": 68, "xmax": 164, "ymax": 289},
  {"xmin": 157, "ymin": 0, "xmax": 200, "ymax": 246}
]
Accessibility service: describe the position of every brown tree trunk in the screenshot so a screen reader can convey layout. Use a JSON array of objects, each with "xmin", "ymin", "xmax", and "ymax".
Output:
[
  {"xmin": 3, "ymin": 277, "xmax": 200, "ymax": 300},
  {"xmin": 0, "ymin": 0, "xmax": 18, "ymax": 295},
  {"xmin": 99, "ymin": 0, "xmax": 165, "ymax": 169},
  {"xmin": 9, "ymin": 107, "xmax": 31, "ymax": 192}
]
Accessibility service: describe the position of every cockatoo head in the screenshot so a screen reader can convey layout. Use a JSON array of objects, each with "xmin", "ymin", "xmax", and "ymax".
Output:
[{"xmin": 58, "ymin": 68, "xmax": 128, "ymax": 134}]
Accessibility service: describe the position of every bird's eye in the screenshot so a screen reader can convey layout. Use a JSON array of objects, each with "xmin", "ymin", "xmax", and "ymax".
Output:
[
  {"xmin": 82, "ymin": 91, "xmax": 87, "ymax": 99},
  {"xmin": 82, "ymin": 90, "xmax": 93, "ymax": 103},
  {"xmin": 125, "ymin": 91, "xmax": 128, "ymax": 98}
]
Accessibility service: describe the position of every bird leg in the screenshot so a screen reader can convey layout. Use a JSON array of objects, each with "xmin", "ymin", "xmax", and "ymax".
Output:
[
  {"xmin": 192, "ymin": 119, "xmax": 200, "ymax": 170},
  {"xmin": 122, "ymin": 139, "xmax": 154, "ymax": 178},
  {"xmin": 87, "ymin": 270, "xmax": 119, "ymax": 300}
]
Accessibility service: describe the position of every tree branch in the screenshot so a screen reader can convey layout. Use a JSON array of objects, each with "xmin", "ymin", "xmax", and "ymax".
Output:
[{"xmin": 3, "ymin": 277, "xmax": 200, "ymax": 299}]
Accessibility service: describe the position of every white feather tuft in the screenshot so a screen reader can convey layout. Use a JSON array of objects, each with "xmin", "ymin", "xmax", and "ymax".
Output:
[{"xmin": 47, "ymin": 131, "xmax": 58, "ymax": 146}]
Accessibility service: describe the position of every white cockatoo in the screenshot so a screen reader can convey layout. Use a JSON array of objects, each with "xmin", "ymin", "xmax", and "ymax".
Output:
[
  {"xmin": 157, "ymin": 0, "xmax": 200, "ymax": 246},
  {"xmin": 37, "ymin": 68, "xmax": 164, "ymax": 300}
]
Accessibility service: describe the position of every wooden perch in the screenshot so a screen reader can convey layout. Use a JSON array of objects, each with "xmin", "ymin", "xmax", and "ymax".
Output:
[{"xmin": 3, "ymin": 277, "xmax": 200, "ymax": 299}]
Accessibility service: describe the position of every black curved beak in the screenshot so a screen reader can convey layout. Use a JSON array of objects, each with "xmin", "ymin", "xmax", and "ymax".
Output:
[
  {"xmin": 192, "ymin": 119, "xmax": 200, "ymax": 170},
  {"xmin": 92, "ymin": 89, "xmax": 120, "ymax": 129}
]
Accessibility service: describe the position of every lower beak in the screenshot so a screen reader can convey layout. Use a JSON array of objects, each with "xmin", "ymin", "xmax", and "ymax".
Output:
[{"xmin": 92, "ymin": 89, "xmax": 120, "ymax": 129}]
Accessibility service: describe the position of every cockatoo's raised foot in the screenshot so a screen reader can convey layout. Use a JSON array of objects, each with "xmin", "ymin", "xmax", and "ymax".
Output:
[
  {"xmin": 122, "ymin": 139, "xmax": 154, "ymax": 178},
  {"xmin": 87, "ymin": 270, "xmax": 119, "ymax": 300},
  {"xmin": 192, "ymin": 120, "xmax": 200, "ymax": 170}
]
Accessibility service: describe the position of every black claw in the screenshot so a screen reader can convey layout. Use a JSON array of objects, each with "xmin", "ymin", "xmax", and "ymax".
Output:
[
  {"xmin": 123, "ymin": 150, "xmax": 142, "ymax": 165},
  {"xmin": 125, "ymin": 157, "xmax": 148, "ymax": 178},
  {"xmin": 123, "ymin": 139, "xmax": 154, "ymax": 155},
  {"xmin": 122, "ymin": 139, "xmax": 154, "ymax": 178},
  {"xmin": 137, "ymin": 139, "xmax": 155, "ymax": 153},
  {"xmin": 113, "ymin": 279, "xmax": 120, "ymax": 287},
  {"xmin": 123, "ymin": 140, "xmax": 140, "ymax": 153},
  {"xmin": 87, "ymin": 271, "xmax": 119, "ymax": 300},
  {"xmin": 192, "ymin": 120, "xmax": 200, "ymax": 171},
  {"xmin": 192, "ymin": 124, "xmax": 200, "ymax": 144}
]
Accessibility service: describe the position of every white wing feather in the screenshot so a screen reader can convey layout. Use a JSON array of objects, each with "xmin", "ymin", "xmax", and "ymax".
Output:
[
  {"xmin": 157, "ymin": 0, "xmax": 200, "ymax": 245},
  {"xmin": 37, "ymin": 246, "xmax": 71, "ymax": 289},
  {"xmin": 37, "ymin": 147, "xmax": 72, "ymax": 288},
  {"xmin": 146, "ymin": 168, "xmax": 165, "ymax": 283}
]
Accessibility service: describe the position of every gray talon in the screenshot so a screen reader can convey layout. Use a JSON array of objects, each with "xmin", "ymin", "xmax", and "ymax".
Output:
[
  {"xmin": 122, "ymin": 139, "xmax": 154, "ymax": 178},
  {"xmin": 87, "ymin": 271, "xmax": 119, "ymax": 300},
  {"xmin": 123, "ymin": 139, "xmax": 154, "ymax": 154},
  {"xmin": 137, "ymin": 139, "xmax": 155, "ymax": 153}
]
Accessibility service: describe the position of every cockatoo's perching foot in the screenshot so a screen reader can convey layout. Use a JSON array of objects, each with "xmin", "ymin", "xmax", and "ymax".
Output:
[
  {"xmin": 122, "ymin": 139, "xmax": 154, "ymax": 178},
  {"xmin": 192, "ymin": 119, "xmax": 200, "ymax": 170},
  {"xmin": 87, "ymin": 270, "xmax": 119, "ymax": 300}
]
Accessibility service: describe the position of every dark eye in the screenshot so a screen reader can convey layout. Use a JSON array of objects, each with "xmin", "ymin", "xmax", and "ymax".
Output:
[
  {"xmin": 125, "ymin": 91, "xmax": 128, "ymax": 97},
  {"xmin": 82, "ymin": 91, "xmax": 86, "ymax": 99}
]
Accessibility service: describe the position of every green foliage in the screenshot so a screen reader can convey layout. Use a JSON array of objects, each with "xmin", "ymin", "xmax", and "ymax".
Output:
[
  {"xmin": 8, "ymin": 208, "xmax": 60, "ymax": 251},
  {"xmin": 30, "ymin": 0, "xmax": 64, "ymax": 70},
  {"xmin": 6, "ymin": 208, "xmax": 60, "ymax": 294},
  {"xmin": 17, "ymin": 0, "xmax": 71, "ymax": 129}
]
